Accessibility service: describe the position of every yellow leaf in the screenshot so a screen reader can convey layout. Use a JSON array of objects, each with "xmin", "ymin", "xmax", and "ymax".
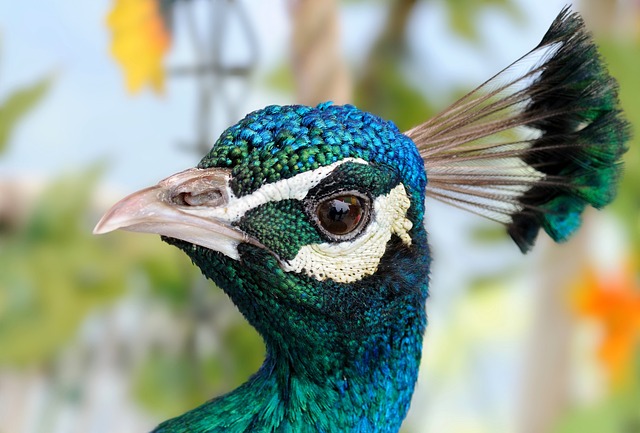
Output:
[{"xmin": 107, "ymin": 0, "xmax": 171, "ymax": 94}]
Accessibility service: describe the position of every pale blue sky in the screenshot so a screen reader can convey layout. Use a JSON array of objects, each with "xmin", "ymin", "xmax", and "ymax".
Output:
[{"xmin": 0, "ymin": 0, "xmax": 567, "ymax": 191}]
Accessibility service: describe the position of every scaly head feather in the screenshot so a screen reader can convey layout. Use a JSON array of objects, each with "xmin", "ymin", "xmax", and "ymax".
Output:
[{"xmin": 96, "ymin": 103, "xmax": 430, "ymax": 432}]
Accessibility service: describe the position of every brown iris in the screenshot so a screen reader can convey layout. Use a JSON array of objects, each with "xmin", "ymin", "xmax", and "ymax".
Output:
[{"xmin": 316, "ymin": 195, "xmax": 365, "ymax": 236}]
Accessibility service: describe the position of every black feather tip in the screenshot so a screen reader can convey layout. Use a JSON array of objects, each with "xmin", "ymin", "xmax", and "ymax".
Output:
[{"xmin": 506, "ymin": 7, "xmax": 630, "ymax": 252}]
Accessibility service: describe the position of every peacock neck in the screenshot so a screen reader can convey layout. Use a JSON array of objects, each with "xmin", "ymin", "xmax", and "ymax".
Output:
[
  {"xmin": 153, "ymin": 307, "xmax": 425, "ymax": 433},
  {"xmin": 234, "ymin": 331, "xmax": 424, "ymax": 432},
  {"xmin": 161, "ymin": 235, "xmax": 430, "ymax": 432}
]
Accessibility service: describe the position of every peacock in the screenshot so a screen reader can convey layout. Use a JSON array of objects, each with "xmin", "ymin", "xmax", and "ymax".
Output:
[{"xmin": 95, "ymin": 8, "xmax": 629, "ymax": 433}]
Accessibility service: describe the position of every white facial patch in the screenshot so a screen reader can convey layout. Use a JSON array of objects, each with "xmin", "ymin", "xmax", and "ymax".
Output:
[
  {"xmin": 185, "ymin": 158, "xmax": 368, "ymax": 223},
  {"xmin": 281, "ymin": 184, "xmax": 413, "ymax": 283}
]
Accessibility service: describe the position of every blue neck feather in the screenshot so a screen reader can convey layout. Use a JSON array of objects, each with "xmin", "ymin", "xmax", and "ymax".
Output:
[{"xmin": 160, "ymin": 232, "xmax": 430, "ymax": 432}]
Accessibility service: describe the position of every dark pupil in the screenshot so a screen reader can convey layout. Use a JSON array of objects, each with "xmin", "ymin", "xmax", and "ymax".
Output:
[{"xmin": 317, "ymin": 195, "xmax": 363, "ymax": 235}]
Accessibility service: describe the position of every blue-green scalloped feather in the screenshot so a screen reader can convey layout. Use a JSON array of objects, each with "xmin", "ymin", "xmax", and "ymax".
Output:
[
  {"xmin": 508, "ymin": 8, "xmax": 630, "ymax": 251},
  {"xmin": 410, "ymin": 7, "xmax": 630, "ymax": 253}
]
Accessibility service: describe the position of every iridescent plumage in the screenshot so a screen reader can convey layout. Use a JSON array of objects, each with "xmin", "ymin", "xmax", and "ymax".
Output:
[{"xmin": 95, "ymin": 8, "xmax": 629, "ymax": 433}]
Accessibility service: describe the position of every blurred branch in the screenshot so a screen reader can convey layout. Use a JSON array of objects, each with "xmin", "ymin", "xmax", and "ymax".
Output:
[
  {"xmin": 168, "ymin": 64, "xmax": 253, "ymax": 77},
  {"xmin": 358, "ymin": 0, "xmax": 416, "ymax": 89},
  {"xmin": 354, "ymin": 0, "xmax": 436, "ymax": 131}
]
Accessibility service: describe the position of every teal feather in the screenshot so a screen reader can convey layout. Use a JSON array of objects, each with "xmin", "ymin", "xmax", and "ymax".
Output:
[
  {"xmin": 93, "ymin": 7, "xmax": 629, "ymax": 433},
  {"xmin": 507, "ymin": 8, "xmax": 630, "ymax": 249},
  {"xmin": 539, "ymin": 196, "xmax": 584, "ymax": 243},
  {"xmin": 410, "ymin": 7, "xmax": 630, "ymax": 253}
]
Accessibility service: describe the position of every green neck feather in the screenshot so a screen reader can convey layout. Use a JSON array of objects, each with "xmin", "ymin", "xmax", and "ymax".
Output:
[{"xmin": 158, "ymin": 233, "xmax": 430, "ymax": 433}]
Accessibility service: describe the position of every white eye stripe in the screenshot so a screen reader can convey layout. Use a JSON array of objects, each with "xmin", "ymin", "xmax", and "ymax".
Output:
[
  {"xmin": 282, "ymin": 183, "xmax": 413, "ymax": 283},
  {"xmin": 184, "ymin": 158, "xmax": 368, "ymax": 223}
]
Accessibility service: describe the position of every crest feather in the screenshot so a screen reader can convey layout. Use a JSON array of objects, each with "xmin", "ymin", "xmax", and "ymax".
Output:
[{"xmin": 406, "ymin": 7, "xmax": 630, "ymax": 252}]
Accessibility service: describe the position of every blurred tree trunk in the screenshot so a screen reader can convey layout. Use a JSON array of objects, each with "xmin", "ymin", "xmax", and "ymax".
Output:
[
  {"xmin": 579, "ymin": 0, "xmax": 640, "ymax": 40},
  {"xmin": 516, "ymin": 227, "xmax": 589, "ymax": 433},
  {"xmin": 579, "ymin": 0, "xmax": 618, "ymax": 36},
  {"xmin": 289, "ymin": 0, "xmax": 352, "ymax": 105}
]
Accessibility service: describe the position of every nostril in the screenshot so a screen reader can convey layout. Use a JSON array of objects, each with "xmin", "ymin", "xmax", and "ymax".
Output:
[
  {"xmin": 160, "ymin": 168, "xmax": 231, "ymax": 208},
  {"xmin": 172, "ymin": 189, "xmax": 225, "ymax": 207},
  {"xmin": 185, "ymin": 189, "xmax": 224, "ymax": 206}
]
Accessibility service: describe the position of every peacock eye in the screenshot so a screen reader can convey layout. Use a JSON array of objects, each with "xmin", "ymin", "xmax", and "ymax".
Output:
[{"xmin": 315, "ymin": 193, "xmax": 369, "ymax": 239}]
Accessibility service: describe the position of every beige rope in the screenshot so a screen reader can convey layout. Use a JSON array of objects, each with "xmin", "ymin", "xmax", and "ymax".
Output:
[{"xmin": 289, "ymin": 0, "xmax": 352, "ymax": 105}]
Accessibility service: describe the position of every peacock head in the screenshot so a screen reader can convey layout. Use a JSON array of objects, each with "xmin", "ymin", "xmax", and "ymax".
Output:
[
  {"xmin": 94, "ymin": 9, "xmax": 630, "ymax": 431},
  {"xmin": 94, "ymin": 103, "xmax": 431, "ymax": 370}
]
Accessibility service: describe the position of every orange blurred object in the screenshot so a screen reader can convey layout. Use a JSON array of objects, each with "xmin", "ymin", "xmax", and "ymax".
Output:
[
  {"xmin": 573, "ymin": 259, "xmax": 640, "ymax": 386},
  {"xmin": 107, "ymin": 0, "xmax": 171, "ymax": 94}
]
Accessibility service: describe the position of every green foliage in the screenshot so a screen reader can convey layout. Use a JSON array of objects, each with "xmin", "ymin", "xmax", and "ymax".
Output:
[
  {"xmin": 0, "ymin": 75, "xmax": 51, "ymax": 154},
  {"xmin": 135, "ymin": 349, "xmax": 227, "ymax": 416},
  {"xmin": 352, "ymin": 0, "xmax": 521, "ymax": 130},
  {"xmin": 355, "ymin": 59, "xmax": 436, "ymax": 132},
  {"xmin": 0, "ymin": 167, "xmax": 122, "ymax": 365},
  {"xmin": 351, "ymin": 0, "xmax": 436, "ymax": 130},
  {"xmin": 0, "ymin": 163, "xmax": 266, "ymax": 418},
  {"xmin": 140, "ymin": 248, "xmax": 200, "ymax": 306},
  {"xmin": 134, "ymin": 318, "xmax": 264, "ymax": 417},
  {"xmin": 555, "ymin": 405, "xmax": 617, "ymax": 433},
  {"xmin": 263, "ymin": 62, "xmax": 295, "ymax": 94},
  {"xmin": 443, "ymin": 0, "xmax": 521, "ymax": 41},
  {"xmin": 0, "ymin": 167, "xmax": 199, "ymax": 366},
  {"xmin": 597, "ymin": 41, "xmax": 640, "ymax": 254},
  {"xmin": 221, "ymin": 321, "xmax": 265, "ymax": 386},
  {"xmin": 552, "ymin": 356, "xmax": 640, "ymax": 433}
]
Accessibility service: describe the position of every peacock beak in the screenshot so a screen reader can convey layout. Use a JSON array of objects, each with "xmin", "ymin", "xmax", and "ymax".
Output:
[{"xmin": 93, "ymin": 168, "xmax": 260, "ymax": 260}]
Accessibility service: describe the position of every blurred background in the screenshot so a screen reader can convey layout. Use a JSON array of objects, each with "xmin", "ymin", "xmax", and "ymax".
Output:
[{"xmin": 0, "ymin": 0, "xmax": 638, "ymax": 432}]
